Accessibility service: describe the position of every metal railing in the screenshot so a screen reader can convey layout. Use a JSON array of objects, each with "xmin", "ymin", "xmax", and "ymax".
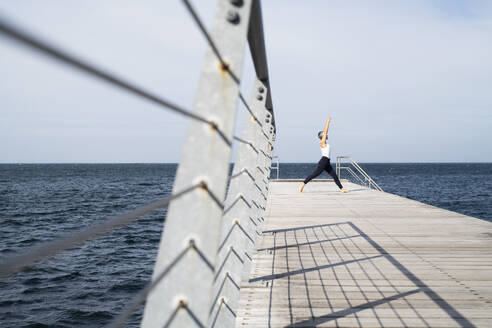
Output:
[
  {"xmin": 271, "ymin": 156, "xmax": 279, "ymax": 179},
  {"xmin": 0, "ymin": 1, "xmax": 274, "ymax": 327},
  {"xmin": 336, "ymin": 156, "xmax": 383, "ymax": 191}
]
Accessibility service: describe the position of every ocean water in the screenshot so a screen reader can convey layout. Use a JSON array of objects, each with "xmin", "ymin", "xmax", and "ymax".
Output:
[{"xmin": 1, "ymin": 163, "xmax": 491, "ymax": 327}]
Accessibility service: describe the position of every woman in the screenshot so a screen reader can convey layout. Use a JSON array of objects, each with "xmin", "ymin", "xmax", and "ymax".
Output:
[{"xmin": 300, "ymin": 116, "xmax": 348, "ymax": 193}]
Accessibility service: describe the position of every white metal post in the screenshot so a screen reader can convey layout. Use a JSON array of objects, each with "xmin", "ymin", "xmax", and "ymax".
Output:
[
  {"xmin": 141, "ymin": 1, "xmax": 253, "ymax": 327},
  {"xmin": 209, "ymin": 80, "xmax": 269, "ymax": 328}
]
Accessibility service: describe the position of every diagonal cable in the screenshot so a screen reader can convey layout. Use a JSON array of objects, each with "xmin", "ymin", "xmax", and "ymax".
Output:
[
  {"xmin": 161, "ymin": 301, "xmax": 205, "ymax": 328},
  {"xmin": 233, "ymin": 136, "xmax": 259, "ymax": 154},
  {"xmin": 239, "ymin": 93, "xmax": 263, "ymax": 127},
  {"xmin": 260, "ymin": 149, "xmax": 272, "ymax": 159},
  {"xmin": 0, "ymin": 17, "xmax": 217, "ymax": 128},
  {"xmin": 181, "ymin": 0, "xmax": 240, "ymax": 84},
  {"xmin": 236, "ymin": 222, "xmax": 255, "ymax": 244},
  {"xmin": 217, "ymin": 223, "xmax": 237, "ymax": 253},
  {"xmin": 223, "ymin": 194, "xmax": 251, "ymax": 215},
  {"xmin": 222, "ymin": 299, "xmax": 236, "ymax": 317},
  {"xmin": 0, "ymin": 182, "xmax": 203, "ymax": 277},
  {"xmin": 107, "ymin": 244, "xmax": 192, "ymax": 328},
  {"xmin": 230, "ymin": 168, "xmax": 247, "ymax": 180},
  {"xmin": 233, "ymin": 136, "xmax": 251, "ymax": 146},
  {"xmin": 262, "ymin": 130, "xmax": 271, "ymax": 142},
  {"xmin": 109, "ymin": 240, "xmax": 213, "ymax": 327},
  {"xmin": 161, "ymin": 304, "xmax": 181, "ymax": 328},
  {"xmin": 214, "ymin": 248, "xmax": 233, "ymax": 282},
  {"xmin": 209, "ymin": 272, "xmax": 235, "ymax": 316},
  {"xmin": 244, "ymin": 251, "xmax": 252, "ymax": 262},
  {"xmin": 214, "ymin": 247, "xmax": 244, "ymax": 282},
  {"xmin": 182, "ymin": 0, "xmax": 269, "ymax": 131},
  {"xmin": 243, "ymin": 169, "xmax": 255, "ymax": 181},
  {"xmin": 180, "ymin": 1, "xmax": 274, "ymax": 146},
  {"xmin": 191, "ymin": 241, "xmax": 215, "ymax": 272},
  {"xmin": 183, "ymin": 306, "xmax": 206, "ymax": 328}
]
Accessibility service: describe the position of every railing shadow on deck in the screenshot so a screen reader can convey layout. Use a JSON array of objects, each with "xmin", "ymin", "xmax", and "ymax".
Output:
[{"xmin": 251, "ymin": 222, "xmax": 475, "ymax": 328}]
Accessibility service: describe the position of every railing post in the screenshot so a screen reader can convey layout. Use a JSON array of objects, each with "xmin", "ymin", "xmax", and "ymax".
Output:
[
  {"xmin": 276, "ymin": 156, "xmax": 280, "ymax": 180},
  {"xmin": 209, "ymin": 80, "xmax": 269, "ymax": 328},
  {"xmin": 240, "ymin": 85, "xmax": 273, "ymax": 284},
  {"xmin": 141, "ymin": 1, "xmax": 254, "ymax": 327},
  {"xmin": 336, "ymin": 156, "xmax": 340, "ymax": 178}
]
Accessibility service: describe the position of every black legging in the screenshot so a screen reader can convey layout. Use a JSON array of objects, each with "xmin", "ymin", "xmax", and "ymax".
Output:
[{"xmin": 303, "ymin": 157, "xmax": 343, "ymax": 189}]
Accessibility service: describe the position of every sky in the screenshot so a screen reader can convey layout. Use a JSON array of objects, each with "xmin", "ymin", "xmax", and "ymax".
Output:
[{"xmin": 1, "ymin": 0, "xmax": 491, "ymax": 163}]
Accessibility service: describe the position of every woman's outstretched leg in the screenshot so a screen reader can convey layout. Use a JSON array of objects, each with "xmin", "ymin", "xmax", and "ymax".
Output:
[
  {"xmin": 300, "ymin": 158, "xmax": 327, "ymax": 192},
  {"xmin": 325, "ymin": 163, "xmax": 349, "ymax": 193}
]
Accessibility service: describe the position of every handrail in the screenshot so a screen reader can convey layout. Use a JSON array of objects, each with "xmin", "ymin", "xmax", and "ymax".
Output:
[
  {"xmin": 142, "ymin": 1, "xmax": 274, "ymax": 327},
  {"xmin": 336, "ymin": 156, "xmax": 383, "ymax": 191},
  {"xmin": 339, "ymin": 167, "xmax": 366, "ymax": 186},
  {"xmin": 0, "ymin": 1, "xmax": 275, "ymax": 327},
  {"xmin": 271, "ymin": 156, "xmax": 280, "ymax": 179},
  {"xmin": 0, "ymin": 183, "xmax": 204, "ymax": 278}
]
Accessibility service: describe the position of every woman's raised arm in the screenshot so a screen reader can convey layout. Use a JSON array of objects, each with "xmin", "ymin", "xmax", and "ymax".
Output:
[{"xmin": 320, "ymin": 116, "xmax": 331, "ymax": 147}]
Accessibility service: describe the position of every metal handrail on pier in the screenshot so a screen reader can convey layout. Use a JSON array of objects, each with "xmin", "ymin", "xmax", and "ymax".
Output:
[
  {"xmin": 336, "ymin": 156, "xmax": 383, "ymax": 191},
  {"xmin": 271, "ymin": 156, "xmax": 279, "ymax": 179},
  {"xmin": 0, "ymin": 1, "xmax": 275, "ymax": 327}
]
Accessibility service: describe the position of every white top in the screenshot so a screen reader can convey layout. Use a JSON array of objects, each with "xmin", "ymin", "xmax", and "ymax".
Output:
[{"xmin": 321, "ymin": 144, "xmax": 331, "ymax": 158}]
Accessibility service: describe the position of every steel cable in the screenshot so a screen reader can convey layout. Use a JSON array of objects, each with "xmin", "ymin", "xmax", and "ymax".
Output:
[
  {"xmin": 181, "ymin": 0, "xmax": 267, "ymax": 130},
  {"xmin": 181, "ymin": 0, "xmax": 240, "ymax": 84},
  {"xmin": 0, "ymin": 182, "xmax": 204, "ymax": 277},
  {"xmin": 1, "ymin": 9, "xmax": 275, "ymax": 328},
  {"xmin": 233, "ymin": 136, "xmax": 253, "ymax": 147},
  {"xmin": 107, "ymin": 239, "xmax": 213, "ymax": 328},
  {"xmin": 239, "ymin": 93, "xmax": 263, "ymax": 128},
  {"xmin": 107, "ymin": 245, "xmax": 193, "ymax": 328},
  {"xmin": 0, "ymin": 17, "xmax": 260, "ymax": 157},
  {"xmin": 0, "ymin": 17, "xmax": 215, "ymax": 128},
  {"xmin": 230, "ymin": 168, "xmax": 247, "ymax": 180}
]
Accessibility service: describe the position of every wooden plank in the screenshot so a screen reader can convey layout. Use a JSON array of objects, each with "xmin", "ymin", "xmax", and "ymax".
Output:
[{"xmin": 235, "ymin": 181, "xmax": 492, "ymax": 327}]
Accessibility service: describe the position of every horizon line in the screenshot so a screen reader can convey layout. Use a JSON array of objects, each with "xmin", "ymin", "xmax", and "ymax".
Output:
[{"xmin": 1, "ymin": 161, "xmax": 491, "ymax": 165}]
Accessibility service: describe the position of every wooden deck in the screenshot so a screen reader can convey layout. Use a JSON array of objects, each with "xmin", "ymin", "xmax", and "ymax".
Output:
[{"xmin": 236, "ymin": 181, "xmax": 492, "ymax": 327}]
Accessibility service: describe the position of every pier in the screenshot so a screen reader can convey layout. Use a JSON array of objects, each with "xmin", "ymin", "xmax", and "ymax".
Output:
[
  {"xmin": 237, "ymin": 181, "xmax": 492, "ymax": 327},
  {"xmin": 1, "ymin": 0, "xmax": 492, "ymax": 327}
]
